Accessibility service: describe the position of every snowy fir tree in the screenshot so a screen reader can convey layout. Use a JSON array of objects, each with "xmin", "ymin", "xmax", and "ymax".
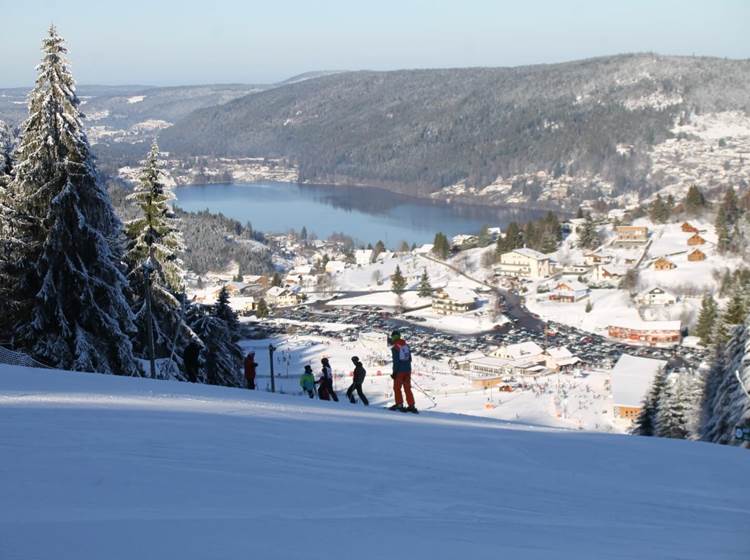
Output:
[
  {"xmin": 632, "ymin": 367, "xmax": 669, "ymax": 436},
  {"xmin": 0, "ymin": 26, "xmax": 139, "ymax": 374},
  {"xmin": 654, "ymin": 374, "xmax": 690, "ymax": 439},
  {"xmin": 187, "ymin": 297, "xmax": 243, "ymax": 387},
  {"xmin": 125, "ymin": 142, "xmax": 185, "ymax": 293},
  {"xmin": 214, "ymin": 285, "xmax": 241, "ymax": 340},
  {"xmin": 391, "ymin": 265, "xmax": 406, "ymax": 295},
  {"xmin": 701, "ymin": 319, "xmax": 750, "ymax": 447},
  {"xmin": 124, "ymin": 142, "xmax": 196, "ymax": 363},
  {"xmin": 694, "ymin": 295, "xmax": 718, "ymax": 346},
  {"xmin": 417, "ymin": 268, "xmax": 433, "ymax": 297}
]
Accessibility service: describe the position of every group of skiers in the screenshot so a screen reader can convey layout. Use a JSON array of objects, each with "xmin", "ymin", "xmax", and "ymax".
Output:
[
  {"xmin": 298, "ymin": 330, "xmax": 418, "ymax": 413},
  {"xmin": 233, "ymin": 330, "xmax": 418, "ymax": 413}
]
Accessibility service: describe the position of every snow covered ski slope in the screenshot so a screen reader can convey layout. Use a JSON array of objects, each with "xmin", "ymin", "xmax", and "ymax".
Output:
[{"xmin": 0, "ymin": 365, "xmax": 748, "ymax": 559}]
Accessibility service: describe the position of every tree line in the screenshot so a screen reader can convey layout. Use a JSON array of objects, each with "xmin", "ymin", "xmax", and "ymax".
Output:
[{"xmin": 0, "ymin": 27, "xmax": 246, "ymax": 387}]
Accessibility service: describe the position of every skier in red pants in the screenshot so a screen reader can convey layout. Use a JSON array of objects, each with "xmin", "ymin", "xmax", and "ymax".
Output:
[{"xmin": 388, "ymin": 330, "xmax": 417, "ymax": 413}]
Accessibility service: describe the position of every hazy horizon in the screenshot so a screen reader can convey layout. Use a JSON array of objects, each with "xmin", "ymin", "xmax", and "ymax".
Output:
[{"xmin": 1, "ymin": 0, "xmax": 748, "ymax": 88}]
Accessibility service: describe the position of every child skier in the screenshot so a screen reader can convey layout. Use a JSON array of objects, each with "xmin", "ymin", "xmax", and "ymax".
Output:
[
  {"xmin": 299, "ymin": 365, "xmax": 315, "ymax": 398},
  {"xmin": 320, "ymin": 357, "xmax": 339, "ymax": 401},
  {"xmin": 346, "ymin": 356, "xmax": 369, "ymax": 405}
]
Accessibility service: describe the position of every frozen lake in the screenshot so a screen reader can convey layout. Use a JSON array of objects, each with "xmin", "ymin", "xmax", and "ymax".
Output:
[{"xmin": 174, "ymin": 182, "xmax": 547, "ymax": 247}]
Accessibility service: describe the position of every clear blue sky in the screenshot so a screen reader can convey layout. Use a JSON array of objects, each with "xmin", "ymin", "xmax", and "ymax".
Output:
[{"xmin": 1, "ymin": 0, "xmax": 748, "ymax": 87}]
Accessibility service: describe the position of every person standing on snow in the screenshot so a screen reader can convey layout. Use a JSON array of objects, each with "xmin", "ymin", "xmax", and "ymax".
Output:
[
  {"xmin": 389, "ymin": 330, "xmax": 417, "ymax": 413},
  {"xmin": 300, "ymin": 365, "xmax": 316, "ymax": 398},
  {"xmin": 244, "ymin": 351, "xmax": 258, "ymax": 390},
  {"xmin": 346, "ymin": 356, "xmax": 369, "ymax": 405},
  {"xmin": 320, "ymin": 357, "xmax": 339, "ymax": 401}
]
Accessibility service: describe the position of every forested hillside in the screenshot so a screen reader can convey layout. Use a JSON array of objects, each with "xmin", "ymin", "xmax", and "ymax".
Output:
[{"xmin": 160, "ymin": 54, "xmax": 750, "ymax": 207}]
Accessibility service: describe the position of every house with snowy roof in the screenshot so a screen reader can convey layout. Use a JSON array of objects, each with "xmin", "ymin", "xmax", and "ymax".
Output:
[
  {"xmin": 548, "ymin": 280, "xmax": 589, "ymax": 303},
  {"xmin": 635, "ymin": 287, "xmax": 677, "ymax": 307},
  {"xmin": 545, "ymin": 347, "xmax": 580, "ymax": 371},
  {"xmin": 610, "ymin": 354, "xmax": 667, "ymax": 420},
  {"xmin": 494, "ymin": 248, "xmax": 551, "ymax": 279},
  {"xmin": 354, "ymin": 249, "xmax": 374, "ymax": 266},
  {"xmin": 431, "ymin": 287, "xmax": 478, "ymax": 315}
]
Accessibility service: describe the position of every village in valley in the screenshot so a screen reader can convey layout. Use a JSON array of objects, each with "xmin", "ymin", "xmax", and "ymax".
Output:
[{"xmin": 183, "ymin": 184, "xmax": 733, "ymax": 433}]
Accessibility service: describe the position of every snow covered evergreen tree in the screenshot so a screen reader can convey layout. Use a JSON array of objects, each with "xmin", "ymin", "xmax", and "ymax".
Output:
[
  {"xmin": 417, "ymin": 268, "xmax": 433, "ymax": 297},
  {"xmin": 632, "ymin": 368, "xmax": 668, "ymax": 436},
  {"xmin": 701, "ymin": 320, "xmax": 750, "ymax": 447},
  {"xmin": 124, "ymin": 142, "xmax": 195, "ymax": 362},
  {"xmin": 654, "ymin": 374, "xmax": 690, "ymax": 439},
  {"xmin": 214, "ymin": 285, "xmax": 240, "ymax": 340},
  {"xmin": 0, "ymin": 26, "xmax": 139, "ymax": 374},
  {"xmin": 187, "ymin": 296, "xmax": 243, "ymax": 387},
  {"xmin": 694, "ymin": 295, "xmax": 717, "ymax": 346}
]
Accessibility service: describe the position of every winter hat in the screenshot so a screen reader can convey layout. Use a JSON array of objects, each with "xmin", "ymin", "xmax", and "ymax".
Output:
[
  {"xmin": 390, "ymin": 330, "xmax": 401, "ymax": 341},
  {"xmin": 351, "ymin": 356, "xmax": 360, "ymax": 363},
  {"xmin": 304, "ymin": 365, "xmax": 313, "ymax": 373},
  {"xmin": 321, "ymin": 357, "xmax": 330, "ymax": 365}
]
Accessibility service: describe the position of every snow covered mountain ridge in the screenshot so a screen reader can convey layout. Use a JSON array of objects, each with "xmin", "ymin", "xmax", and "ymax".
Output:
[{"xmin": 1, "ymin": 363, "xmax": 747, "ymax": 559}]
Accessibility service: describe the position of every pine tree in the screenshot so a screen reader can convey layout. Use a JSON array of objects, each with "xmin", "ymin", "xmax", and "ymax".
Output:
[
  {"xmin": 722, "ymin": 187, "xmax": 740, "ymax": 225},
  {"xmin": 188, "ymin": 301, "xmax": 243, "ymax": 387},
  {"xmin": 300, "ymin": 226, "xmax": 308, "ymax": 241},
  {"xmin": 432, "ymin": 232, "xmax": 450, "ymax": 259},
  {"xmin": 374, "ymin": 240, "xmax": 386, "ymax": 259},
  {"xmin": 701, "ymin": 323, "xmax": 750, "ymax": 446},
  {"xmin": 723, "ymin": 289, "xmax": 746, "ymax": 326},
  {"xmin": 577, "ymin": 216, "xmax": 600, "ymax": 249},
  {"xmin": 649, "ymin": 194, "xmax": 670, "ymax": 224},
  {"xmin": 417, "ymin": 268, "xmax": 432, "ymax": 297},
  {"xmin": 391, "ymin": 265, "xmax": 406, "ymax": 295},
  {"xmin": 684, "ymin": 185, "xmax": 706, "ymax": 216},
  {"xmin": 0, "ymin": 27, "xmax": 138, "ymax": 374},
  {"xmin": 124, "ymin": 142, "xmax": 194, "ymax": 360},
  {"xmin": 215, "ymin": 285, "xmax": 240, "ymax": 340},
  {"xmin": 715, "ymin": 205, "xmax": 730, "ymax": 254},
  {"xmin": 234, "ymin": 261, "xmax": 244, "ymax": 282},
  {"xmin": 655, "ymin": 374, "xmax": 690, "ymax": 439},
  {"xmin": 255, "ymin": 298, "xmax": 269, "ymax": 318},
  {"xmin": 633, "ymin": 368, "xmax": 669, "ymax": 436},
  {"xmin": 271, "ymin": 272, "xmax": 282, "ymax": 287},
  {"xmin": 694, "ymin": 295, "xmax": 718, "ymax": 346}
]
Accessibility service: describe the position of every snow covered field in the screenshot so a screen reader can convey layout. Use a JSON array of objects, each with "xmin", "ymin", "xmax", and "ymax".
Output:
[{"xmin": 1, "ymin": 365, "xmax": 747, "ymax": 559}]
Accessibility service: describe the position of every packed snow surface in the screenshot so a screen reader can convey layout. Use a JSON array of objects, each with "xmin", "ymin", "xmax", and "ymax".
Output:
[{"xmin": 1, "ymin": 365, "xmax": 748, "ymax": 559}]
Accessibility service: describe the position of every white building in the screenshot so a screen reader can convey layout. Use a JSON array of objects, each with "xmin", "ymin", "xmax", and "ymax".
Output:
[
  {"xmin": 492, "ymin": 341, "xmax": 544, "ymax": 361},
  {"xmin": 354, "ymin": 249, "xmax": 374, "ymax": 266},
  {"xmin": 548, "ymin": 280, "xmax": 589, "ymax": 303},
  {"xmin": 494, "ymin": 248, "xmax": 551, "ymax": 279},
  {"xmin": 265, "ymin": 286, "xmax": 302, "ymax": 307},
  {"xmin": 431, "ymin": 287, "xmax": 478, "ymax": 315},
  {"xmin": 636, "ymin": 287, "xmax": 677, "ymax": 306},
  {"xmin": 325, "ymin": 260, "xmax": 347, "ymax": 274},
  {"xmin": 229, "ymin": 296, "xmax": 257, "ymax": 315},
  {"xmin": 610, "ymin": 354, "xmax": 667, "ymax": 420},
  {"xmin": 545, "ymin": 347, "xmax": 580, "ymax": 370}
]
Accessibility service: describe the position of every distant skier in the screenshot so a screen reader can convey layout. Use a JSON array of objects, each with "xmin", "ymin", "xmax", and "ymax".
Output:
[
  {"xmin": 183, "ymin": 341, "xmax": 201, "ymax": 383},
  {"xmin": 244, "ymin": 351, "xmax": 258, "ymax": 390},
  {"xmin": 346, "ymin": 356, "xmax": 369, "ymax": 406},
  {"xmin": 299, "ymin": 365, "xmax": 316, "ymax": 398},
  {"xmin": 388, "ymin": 330, "xmax": 417, "ymax": 413},
  {"xmin": 320, "ymin": 357, "xmax": 339, "ymax": 401}
]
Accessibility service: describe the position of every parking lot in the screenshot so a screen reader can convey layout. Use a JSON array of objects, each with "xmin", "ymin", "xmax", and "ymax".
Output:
[{"xmin": 244, "ymin": 300, "xmax": 709, "ymax": 370}]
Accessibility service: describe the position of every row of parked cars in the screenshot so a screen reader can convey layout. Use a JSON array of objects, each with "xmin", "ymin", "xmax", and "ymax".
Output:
[{"xmin": 249, "ymin": 302, "xmax": 709, "ymax": 369}]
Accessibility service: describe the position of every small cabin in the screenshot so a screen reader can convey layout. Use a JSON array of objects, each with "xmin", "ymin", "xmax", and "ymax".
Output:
[
  {"xmin": 653, "ymin": 257, "xmax": 676, "ymax": 271},
  {"xmin": 687, "ymin": 233, "xmax": 706, "ymax": 246},
  {"xmin": 681, "ymin": 222, "xmax": 699, "ymax": 233},
  {"xmin": 688, "ymin": 248, "xmax": 706, "ymax": 262}
]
